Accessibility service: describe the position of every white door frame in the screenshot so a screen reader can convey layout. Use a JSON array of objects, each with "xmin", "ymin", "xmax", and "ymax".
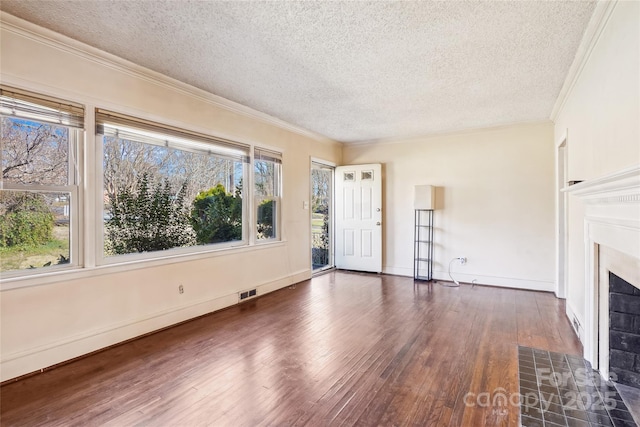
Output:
[{"xmin": 556, "ymin": 130, "xmax": 568, "ymax": 298}]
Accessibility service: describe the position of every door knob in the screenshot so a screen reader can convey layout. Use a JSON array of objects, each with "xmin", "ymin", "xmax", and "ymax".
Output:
[
  {"xmin": 376, "ymin": 222, "xmax": 381, "ymax": 226},
  {"xmin": 376, "ymin": 208, "xmax": 381, "ymax": 212}
]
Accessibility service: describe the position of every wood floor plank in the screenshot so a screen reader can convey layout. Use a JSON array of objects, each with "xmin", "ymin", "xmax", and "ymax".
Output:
[{"xmin": 0, "ymin": 272, "xmax": 582, "ymax": 426}]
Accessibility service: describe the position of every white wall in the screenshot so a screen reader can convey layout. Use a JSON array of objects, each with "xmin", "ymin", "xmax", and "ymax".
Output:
[
  {"xmin": 554, "ymin": 1, "xmax": 639, "ymax": 337},
  {"xmin": 343, "ymin": 122, "xmax": 556, "ymax": 290},
  {"xmin": 0, "ymin": 14, "xmax": 342, "ymax": 381}
]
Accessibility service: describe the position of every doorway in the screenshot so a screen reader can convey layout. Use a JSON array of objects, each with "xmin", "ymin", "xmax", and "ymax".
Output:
[
  {"xmin": 311, "ymin": 161, "xmax": 334, "ymax": 271},
  {"xmin": 557, "ymin": 133, "xmax": 568, "ymax": 298},
  {"xmin": 335, "ymin": 163, "xmax": 382, "ymax": 273}
]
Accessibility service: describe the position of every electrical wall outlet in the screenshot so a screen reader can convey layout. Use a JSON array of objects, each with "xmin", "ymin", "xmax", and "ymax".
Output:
[
  {"xmin": 178, "ymin": 285, "xmax": 184, "ymax": 294},
  {"xmin": 459, "ymin": 257, "xmax": 467, "ymax": 265}
]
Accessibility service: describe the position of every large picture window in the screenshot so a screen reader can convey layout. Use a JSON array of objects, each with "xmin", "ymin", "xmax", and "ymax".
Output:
[
  {"xmin": 254, "ymin": 148, "xmax": 282, "ymax": 241},
  {"xmin": 0, "ymin": 87, "xmax": 83, "ymax": 276},
  {"xmin": 96, "ymin": 110, "xmax": 249, "ymax": 261},
  {"xmin": 1, "ymin": 89, "xmax": 285, "ymax": 281}
]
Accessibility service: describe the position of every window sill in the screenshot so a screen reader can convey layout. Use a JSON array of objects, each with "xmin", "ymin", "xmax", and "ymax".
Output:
[{"xmin": 0, "ymin": 239, "xmax": 286, "ymax": 291}]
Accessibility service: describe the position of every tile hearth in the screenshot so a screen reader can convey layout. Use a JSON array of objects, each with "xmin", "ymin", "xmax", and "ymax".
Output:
[{"xmin": 518, "ymin": 346, "xmax": 638, "ymax": 427}]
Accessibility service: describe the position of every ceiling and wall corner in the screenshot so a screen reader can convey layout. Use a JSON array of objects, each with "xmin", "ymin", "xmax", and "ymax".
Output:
[
  {"xmin": 0, "ymin": 0, "xmax": 597, "ymax": 143},
  {"xmin": 550, "ymin": 0, "xmax": 620, "ymax": 121}
]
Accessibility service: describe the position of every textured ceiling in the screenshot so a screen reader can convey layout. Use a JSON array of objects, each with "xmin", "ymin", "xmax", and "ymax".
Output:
[{"xmin": 1, "ymin": 1, "xmax": 596, "ymax": 143}]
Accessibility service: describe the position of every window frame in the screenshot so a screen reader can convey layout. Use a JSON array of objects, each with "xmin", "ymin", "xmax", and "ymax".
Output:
[
  {"xmin": 95, "ymin": 109, "xmax": 251, "ymax": 266},
  {"xmin": 0, "ymin": 87, "xmax": 288, "ymax": 286},
  {"xmin": 253, "ymin": 147, "xmax": 282, "ymax": 244},
  {"xmin": 0, "ymin": 87, "xmax": 84, "ymax": 279}
]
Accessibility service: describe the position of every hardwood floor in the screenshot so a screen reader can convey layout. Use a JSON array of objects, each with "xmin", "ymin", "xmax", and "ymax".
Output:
[{"xmin": 0, "ymin": 272, "xmax": 581, "ymax": 426}]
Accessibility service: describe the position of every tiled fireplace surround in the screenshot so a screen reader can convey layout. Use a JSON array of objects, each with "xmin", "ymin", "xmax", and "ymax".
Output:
[
  {"xmin": 608, "ymin": 272, "xmax": 640, "ymax": 389},
  {"xmin": 565, "ymin": 165, "xmax": 640, "ymax": 406}
]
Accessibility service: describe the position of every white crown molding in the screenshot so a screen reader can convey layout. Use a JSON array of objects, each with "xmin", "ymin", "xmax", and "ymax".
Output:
[
  {"xmin": 345, "ymin": 119, "xmax": 553, "ymax": 148},
  {"xmin": 550, "ymin": 0, "xmax": 619, "ymax": 121},
  {"xmin": 0, "ymin": 12, "xmax": 339, "ymax": 146}
]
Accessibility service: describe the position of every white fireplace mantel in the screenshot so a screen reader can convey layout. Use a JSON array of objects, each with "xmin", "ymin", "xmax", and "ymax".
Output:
[
  {"xmin": 565, "ymin": 165, "xmax": 640, "ymax": 202},
  {"xmin": 564, "ymin": 165, "xmax": 640, "ymax": 373}
]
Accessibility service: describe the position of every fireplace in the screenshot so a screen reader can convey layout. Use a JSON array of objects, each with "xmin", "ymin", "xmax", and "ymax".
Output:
[
  {"xmin": 608, "ymin": 272, "xmax": 640, "ymax": 388},
  {"xmin": 565, "ymin": 165, "xmax": 640, "ymax": 390}
]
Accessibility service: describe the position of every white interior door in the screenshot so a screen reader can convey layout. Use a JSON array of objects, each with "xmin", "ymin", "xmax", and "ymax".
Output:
[{"xmin": 335, "ymin": 164, "xmax": 382, "ymax": 273}]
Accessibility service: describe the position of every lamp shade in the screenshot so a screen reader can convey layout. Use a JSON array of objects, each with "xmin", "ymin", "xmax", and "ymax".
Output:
[{"xmin": 414, "ymin": 185, "xmax": 435, "ymax": 210}]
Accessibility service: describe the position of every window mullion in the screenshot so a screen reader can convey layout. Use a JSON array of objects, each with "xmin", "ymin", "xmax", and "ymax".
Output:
[
  {"xmin": 249, "ymin": 149, "xmax": 256, "ymax": 246},
  {"xmin": 82, "ymin": 105, "xmax": 97, "ymax": 269}
]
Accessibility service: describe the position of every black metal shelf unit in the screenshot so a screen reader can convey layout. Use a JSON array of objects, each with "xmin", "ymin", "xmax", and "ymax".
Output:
[{"xmin": 414, "ymin": 209, "xmax": 434, "ymax": 281}]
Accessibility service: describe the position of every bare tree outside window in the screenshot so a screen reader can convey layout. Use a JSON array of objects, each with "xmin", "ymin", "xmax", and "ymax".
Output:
[
  {"xmin": 102, "ymin": 135, "xmax": 246, "ymax": 256},
  {"xmin": 2, "ymin": 118, "xmax": 68, "ymax": 186},
  {"xmin": 103, "ymin": 137, "xmax": 239, "ymax": 204},
  {"xmin": 1, "ymin": 117, "xmax": 72, "ymax": 272}
]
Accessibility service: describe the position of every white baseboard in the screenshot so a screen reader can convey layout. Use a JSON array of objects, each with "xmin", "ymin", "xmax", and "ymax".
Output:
[
  {"xmin": 382, "ymin": 266, "xmax": 413, "ymax": 277},
  {"xmin": 257, "ymin": 269, "xmax": 311, "ymax": 295},
  {"xmin": 565, "ymin": 300, "xmax": 584, "ymax": 346},
  {"xmin": 433, "ymin": 271, "xmax": 555, "ymax": 292},
  {"xmin": 1, "ymin": 269, "xmax": 311, "ymax": 382},
  {"xmin": 382, "ymin": 265, "xmax": 554, "ymax": 292}
]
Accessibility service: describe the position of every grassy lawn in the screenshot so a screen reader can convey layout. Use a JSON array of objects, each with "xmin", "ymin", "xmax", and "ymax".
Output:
[
  {"xmin": 0, "ymin": 226, "xmax": 70, "ymax": 272},
  {"xmin": 311, "ymin": 213, "xmax": 324, "ymax": 233}
]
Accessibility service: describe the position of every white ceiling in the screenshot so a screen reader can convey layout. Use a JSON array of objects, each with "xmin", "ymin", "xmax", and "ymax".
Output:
[{"xmin": 1, "ymin": 1, "xmax": 596, "ymax": 143}]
